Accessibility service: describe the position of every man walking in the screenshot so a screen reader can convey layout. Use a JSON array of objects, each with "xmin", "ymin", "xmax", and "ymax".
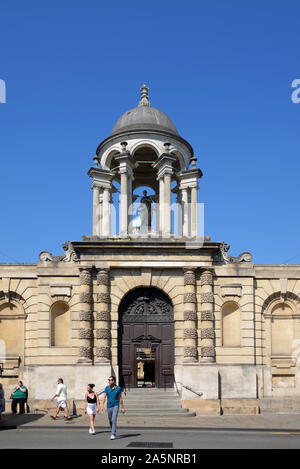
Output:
[
  {"xmin": 50, "ymin": 378, "xmax": 71, "ymax": 420},
  {"xmin": 100, "ymin": 376, "xmax": 125, "ymax": 440}
]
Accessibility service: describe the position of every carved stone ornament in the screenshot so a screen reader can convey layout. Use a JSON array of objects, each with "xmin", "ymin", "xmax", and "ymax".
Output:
[
  {"xmin": 184, "ymin": 310, "xmax": 197, "ymax": 321},
  {"xmin": 39, "ymin": 241, "xmax": 79, "ymax": 263},
  {"xmin": 80, "ymin": 292, "xmax": 93, "ymax": 304},
  {"xmin": 213, "ymin": 242, "xmax": 253, "ymax": 264},
  {"xmin": 184, "ymin": 346, "xmax": 198, "ymax": 358},
  {"xmin": 184, "ymin": 270, "xmax": 196, "ymax": 286},
  {"xmin": 184, "ymin": 328, "xmax": 198, "ymax": 339},
  {"xmin": 97, "ymin": 292, "xmax": 110, "ymax": 304},
  {"xmin": 121, "ymin": 287, "xmax": 173, "ymax": 324},
  {"xmin": 96, "ymin": 346, "xmax": 110, "ymax": 359},
  {"xmin": 201, "ymin": 328, "xmax": 215, "ymax": 339},
  {"xmin": 80, "ymin": 269, "xmax": 92, "ymax": 285},
  {"xmin": 201, "ymin": 310, "xmax": 214, "ymax": 321},
  {"xmin": 79, "ymin": 328, "xmax": 93, "ymax": 339},
  {"xmin": 96, "ymin": 328, "xmax": 111, "ymax": 339},
  {"xmin": 96, "ymin": 311, "xmax": 110, "ymax": 321},
  {"xmin": 200, "ymin": 292, "xmax": 214, "ymax": 304},
  {"xmin": 79, "ymin": 346, "xmax": 92, "ymax": 358},
  {"xmin": 183, "ymin": 293, "xmax": 197, "ymax": 304},
  {"xmin": 201, "ymin": 271, "xmax": 213, "ymax": 286},
  {"xmin": 201, "ymin": 346, "xmax": 215, "ymax": 358},
  {"xmin": 79, "ymin": 311, "xmax": 92, "ymax": 322},
  {"xmin": 97, "ymin": 270, "xmax": 109, "ymax": 286}
]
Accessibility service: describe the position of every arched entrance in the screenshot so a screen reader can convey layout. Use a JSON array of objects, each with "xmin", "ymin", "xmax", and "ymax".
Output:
[{"xmin": 118, "ymin": 287, "xmax": 174, "ymax": 389}]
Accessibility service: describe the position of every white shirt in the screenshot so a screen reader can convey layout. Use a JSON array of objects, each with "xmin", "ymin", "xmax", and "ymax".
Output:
[{"xmin": 56, "ymin": 383, "xmax": 67, "ymax": 402}]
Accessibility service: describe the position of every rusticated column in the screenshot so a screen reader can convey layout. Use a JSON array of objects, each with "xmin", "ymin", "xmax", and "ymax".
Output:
[
  {"xmin": 200, "ymin": 269, "xmax": 215, "ymax": 362},
  {"xmin": 78, "ymin": 267, "xmax": 93, "ymax": 363},
  {"xmin": 95, "ymin": 269, "xmax": 111, "ymax": 363},
  {"xmin": 183, "ymin": 269, "xmax": 198, "ymax": 362}
]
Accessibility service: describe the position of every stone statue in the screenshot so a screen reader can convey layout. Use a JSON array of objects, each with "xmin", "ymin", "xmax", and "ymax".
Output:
[{"xmin": 139, "ymin": 190, "xmax": 153, "ymax": 231}]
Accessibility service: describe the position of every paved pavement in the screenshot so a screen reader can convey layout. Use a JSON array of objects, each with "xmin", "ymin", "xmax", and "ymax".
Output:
[{"xmin": 1, "ymin": 411, "xmax": 300, "ymax": 431}]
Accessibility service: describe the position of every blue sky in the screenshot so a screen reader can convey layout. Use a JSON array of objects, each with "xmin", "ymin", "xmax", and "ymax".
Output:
[{"xmin": 0, "ymin": 0, "xmax": 299, "ymax": 264}]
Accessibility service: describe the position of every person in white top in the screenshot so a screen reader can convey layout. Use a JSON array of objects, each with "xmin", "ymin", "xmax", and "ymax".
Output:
[{"xmin": 50, "ymin": 378, "xmax": 71, "ymax": 420}]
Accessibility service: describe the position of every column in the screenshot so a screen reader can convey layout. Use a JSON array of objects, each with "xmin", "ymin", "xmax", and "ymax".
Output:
[
  {"xmin": 78, "ymin": 267, "xmax": 93, "ymax": 364},
  {"xmin": 102, "ymin": 187, "xmax": 111, "ymax": 237},
  {"xmin": 176, "ymin": 190, "xmax": 183, "ymax": 237},
  {"xmin": 164, "ymin": 173, "xmax": 172, "ymax": 235},
  {"xmin": 159, "ymin": 176, "xmax": 164, "ymax": 234},
  {"xmin": 200, "ymin": 269, "xmax": 215, "ymax": 362},
  {"xmin": 92, "ymin": 185, "xmax": 100, "ymax": 236},
  {"xmin": 191, "ymin": 186, "xmax": 198, "ymax": 238},
  {"xmin": 95, "ymin": 269, "xmax": 111, "ymax": 363},
  {"xmin": 183, "ymin": 269, "xmax": 198, "ymax": 362},
  {"xmin": 182, "ymin": 187, "xmax": 189, "ymax": 237},
  {"xmin": 120, "ymin": 170, "xmax": 128, "ymax": 235},
  {"xmin": 127, "ymin": 174, "xmax": 133, "ymax": 233}
]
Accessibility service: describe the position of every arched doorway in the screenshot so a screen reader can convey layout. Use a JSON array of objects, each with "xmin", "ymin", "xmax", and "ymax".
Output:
[{"xmin": 118, "ymin": 287, "xmax": 174, "ymax": 389}]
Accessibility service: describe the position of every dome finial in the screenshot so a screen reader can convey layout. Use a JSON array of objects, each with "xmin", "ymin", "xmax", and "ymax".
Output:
[{"xmin": 138, "ymin": 82, "xmax": 150, "ymax": 107}]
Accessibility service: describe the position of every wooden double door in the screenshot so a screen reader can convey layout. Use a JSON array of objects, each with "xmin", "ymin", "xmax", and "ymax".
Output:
[{"xmin": 118, "ymin": 287, "xmax": 174, "ymax": 389}]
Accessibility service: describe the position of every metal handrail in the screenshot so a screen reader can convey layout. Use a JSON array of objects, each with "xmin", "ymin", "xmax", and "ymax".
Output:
[{"xmin": 181, "ymin": 384, "xmax": 203, "ymax": 397}]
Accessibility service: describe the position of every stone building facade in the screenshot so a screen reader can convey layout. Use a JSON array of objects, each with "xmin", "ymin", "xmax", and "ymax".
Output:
[{"xmin": 1, "ymin": 85, "xmax": 300, "ymax": 414}]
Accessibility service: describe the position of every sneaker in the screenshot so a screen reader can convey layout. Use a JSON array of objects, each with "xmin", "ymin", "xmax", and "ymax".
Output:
[
  {"xmin": 110, "ymin": 435, "xmax": 115, "ymax": 440},
  {"xmin": 89, "ymin": 429, "xmax": 93, "ymax": 434}
]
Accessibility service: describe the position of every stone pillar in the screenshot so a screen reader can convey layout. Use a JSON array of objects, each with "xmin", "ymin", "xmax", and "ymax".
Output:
[
  {"xmin": 95, "ymin": 269, "xmax": 111, "ymax": 363},
  {"xmin": 158, "ymin": 176, "xmax": 164, "ymax": 234},
  {"xmin": 182, "ymin": 188, "xmax": 189, "ymax": 237},
  {"xmin": 78, "ymin": 267, "xmax": 93, "ymax": 364},
  {"xmin": 92, "ymin": 185, "xmax": 100, "ymax": 236},
  {"xmin": 200, "ymin": 269, "xmax": 215, "ymax": 362},
  {"xmin": 120, "ymin": 170, "xmax": 128, "ymax": 235},
  {"xmin": 164, "ymin": 173, "xmax": 172, "ymax": 236},
  {"xmin": 183, "ymin": 269, "xmax": 198, "ymax": 362},
  {"xmin": 191, "ymin": 185, "xmax": 198, "ymax": 238},
  {"xmin": 102, "ymin": 188, "xmax": 111, "ymax": 237}
]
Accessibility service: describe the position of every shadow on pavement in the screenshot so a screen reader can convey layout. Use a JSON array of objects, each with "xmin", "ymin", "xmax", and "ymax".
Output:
[
  {"xmin": 0, "ymin": 413, "xmax": 46, "ymax": 429},
  {"xmin": 117, "ymin": 433, "xmax": 141, "ymax": 439}
]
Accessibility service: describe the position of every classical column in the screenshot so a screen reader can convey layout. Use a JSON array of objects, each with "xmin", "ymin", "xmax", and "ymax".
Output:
[
  {"xmin": 102, "ymin": 187, "xmax": 111, "ymax": 237},
  {"xmin": 159, "ymin": 176, "xmax": 164, "ymax": 234},
  {"xmin": 95, "ymin": 269, "xmax": 111, "ymax": 363},
  {"xmin": 183, "ymin": 269, "xmax": 198, "ymax": 362},
  {"xmin": 92, "ymin": 185, "xmax": 100, "ymax": 236},
  {"xmin": 78, "ymin": 267, "xmax": 93, "ymax": 364},
  {"xmin": 200, "ymin": 269, "xmax": 215, "ymax": 362},
  {"xmin": 191, "ymin": 185, "xmax": 198, "ymax": 238},
  {"xmin": 164, "ymin": 172, "xmax": 172, "ymax": 235},
  {"xmin": 182, "ymin": 187, "xmax": 189, "ymax": 237}
]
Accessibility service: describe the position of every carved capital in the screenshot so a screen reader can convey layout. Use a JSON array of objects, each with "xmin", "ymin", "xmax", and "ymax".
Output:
[
  {"xmin": 96, "ymin": 328, "xmax": 111, "ymax": 339},
  {"xmin": 201, "ymin": 327, "xmax": 215, "ymax": 339},
  {"xmin": 97, "ymin": 270, "xmax": 110, "ymax": 286},
  {"xmin": 200, "ymin": 292, "xmax": 214, "ymax": 304},
  {"xmin": 79, "ymin": 269, "xmax": 92, "ymax": 286},
  {"xmin": 184, "ymin": 328, "xmax": 198, "ymax": 339},
  {"xmin": 201, "ymin": 346, "xmax": 215, "ymax": 358},
  {"xmin": 184, "ymin": 310, "xmax": 197, "ymax": 321},
  {"xmin": 183, "ymin": 293, "xmax": 197, "ymax": 304},
  {"xmin": 184, "ymin": 269, "xmax": 196, "ymax": 286},
  {"xmin": 201, "ymin": 270, "xmax": 213, "ymax": 286}
]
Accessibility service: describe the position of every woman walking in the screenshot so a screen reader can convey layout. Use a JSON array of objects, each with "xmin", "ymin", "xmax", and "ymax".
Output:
[
  {"xmin": 100, "ymin": 376, "xmax": 125, "ymax": 440},
  {"xmin": 84, "ymin": 384, "xmax": 100, "ymax": 434}
]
